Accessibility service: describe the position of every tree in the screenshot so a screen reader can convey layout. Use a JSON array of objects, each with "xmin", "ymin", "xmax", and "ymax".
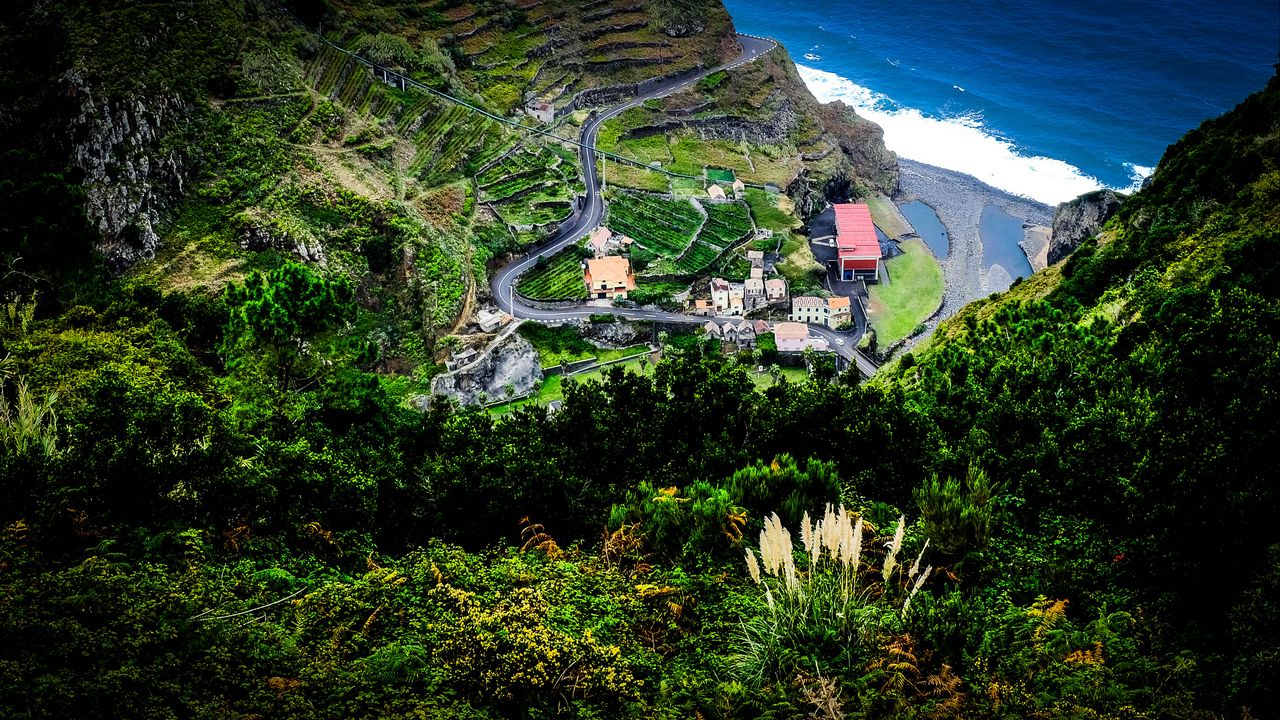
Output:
[{"xmin": 222, "ymin": 261, "xmax": 363, "ymax": 388}]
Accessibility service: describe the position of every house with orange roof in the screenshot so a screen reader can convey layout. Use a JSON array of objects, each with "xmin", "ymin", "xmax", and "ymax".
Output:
[
  {"xmin": 765, "ymin": 277, "xmax": 787, "ymax": 302},
  {"xmin": 587, "ymin": 227, "xmax": 611, "ymax": 256},
  {"xmin": 584, "ymin": 256, "xmax": 636, "ymax": 300},
  {"xmin": 826, "ymin": 296, "xmax": 852, "ymax": 329}
]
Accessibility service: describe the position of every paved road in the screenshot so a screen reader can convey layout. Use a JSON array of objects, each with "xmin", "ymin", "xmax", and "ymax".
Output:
[{"xmin": 488, "ymin": 34, "xmax": 879, "ymax": 378}]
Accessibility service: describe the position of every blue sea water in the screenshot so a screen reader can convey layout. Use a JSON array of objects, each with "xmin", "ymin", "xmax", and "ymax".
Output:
[{"xmin": 723, "ymin": 0, "xmax": 1280, "ymax": 205}]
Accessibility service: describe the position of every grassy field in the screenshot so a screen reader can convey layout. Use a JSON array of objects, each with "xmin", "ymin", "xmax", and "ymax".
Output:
[
  {"xmin": 516, "ymin": 248, "xmax": 588, "ymax": 300},
  {"xmin": 518, "ymin": 323, "xmax": 650, "ymax": 366},
  {"xmin": 776, "ymin": 231, "xmax": 824, "ymax": 294},
  {"xmin": 743, "ymin": 188, "xmax": 800, "ymax": 233},
  {"xmin": 867, "ymin": 238, "xmax": 944, "ymax": 345},
  {"xmin": 864, "ymin": 194, "xmax": 912, "ymax": 239}
]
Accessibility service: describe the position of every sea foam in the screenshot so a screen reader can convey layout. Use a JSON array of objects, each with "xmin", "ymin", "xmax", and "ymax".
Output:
[{"xmin": 798, "ymin": 65, "xmax": 1110, "ymax": 206}]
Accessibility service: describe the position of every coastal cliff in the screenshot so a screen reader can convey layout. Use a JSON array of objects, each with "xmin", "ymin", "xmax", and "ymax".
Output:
[{"xmin": 1047, "ymin": 189, "xmax": 1125, "ymax": 265}]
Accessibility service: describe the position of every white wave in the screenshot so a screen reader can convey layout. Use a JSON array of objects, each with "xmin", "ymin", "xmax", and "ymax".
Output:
[
  {"xmin": 953, "ymin": 85, "xmax": 966, "ymax": 92},
  {"xmin": 798, "ymin": 64, "xmax": 1110, "ymax": 205},
  {"xmin": 1124, "ymin": 163, "xmax": 1154, "ymax": 191},
  {"xmin": 804, "ymin": 52, "xmax": 822, "ymax": 61}
]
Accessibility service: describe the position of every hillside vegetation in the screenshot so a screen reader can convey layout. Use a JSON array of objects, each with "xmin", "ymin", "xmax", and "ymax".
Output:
[{"xmin": 0, "ymin": 0, "xmax": 1277, "ymax": 717}]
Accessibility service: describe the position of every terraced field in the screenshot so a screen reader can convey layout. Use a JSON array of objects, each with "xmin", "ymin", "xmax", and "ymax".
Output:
[
  {"xmin": 699, "ymin": 202, "xmax": 754, "ymax": 248},
  {"xmin": 606, "ymin": 192, "xmax": 703, "ymax": 258},
  {"xmin": 477, "ymin": 143, "xmax": 582, "ymax": 229},
  {"xmin": 304, "ymin": 43, "xmax": 508, "ymax": 188},
  {"xmin": 671, "ymin": 202, "xmax": 754, "ymax": 274},
  {"xmin": 516, "ymin": 248, "xmax": 588, "ymax": 300}
]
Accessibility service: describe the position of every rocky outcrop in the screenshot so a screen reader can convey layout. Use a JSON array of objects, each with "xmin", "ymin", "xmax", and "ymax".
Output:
[
  {"xmin": 66, "ymin": 70, "xmax": 189, "ymax": 270},
  {"xmin": 578, "ymin": 318, "xmax": 649, "ymax": 347},
  {"xmin": 1048, "ymin": 190, "xmax": 1125, "ymax": 265},
  {"xmin": 238, "ymin": 220, "xmax": 327, "ymax": 265},
  {"xmin": 427, "ymin": 330, "xmax": 544, "ymax": 406}
]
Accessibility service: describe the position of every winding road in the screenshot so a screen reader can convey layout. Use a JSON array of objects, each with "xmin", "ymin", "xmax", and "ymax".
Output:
[{"xmin": 487, "ymin": 34, "xmax": 879, "ymax": 378}]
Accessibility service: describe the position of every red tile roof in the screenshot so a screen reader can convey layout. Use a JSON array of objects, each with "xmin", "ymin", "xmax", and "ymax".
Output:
[{"xmin": 834, "ymin": 203, "xmax": 879, "ymax": 259}]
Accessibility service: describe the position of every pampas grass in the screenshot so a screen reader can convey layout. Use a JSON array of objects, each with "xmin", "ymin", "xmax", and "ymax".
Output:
[{"xmin": 736, "ymin": 505, "xmax": 933, "ymax": 685}]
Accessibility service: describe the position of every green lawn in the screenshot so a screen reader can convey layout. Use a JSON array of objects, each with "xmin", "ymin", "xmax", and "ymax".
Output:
[
  {"xmin": 867, "ymin": 238, "xmax": 944, "ymax": 345},
  {"xmin": 748, "ymin": 366, "xmax": 810, "ymax": 389},
  {"xmin": 517, "ymin": 323, "xmax": 649, "ymax": 366},
  {"xmin": 864, "ymin": 194, "xmax": 911, "ymax": 239},
  {"xmin": 776, "ymin": 231, "xmax": 824, "ymax": 294}
]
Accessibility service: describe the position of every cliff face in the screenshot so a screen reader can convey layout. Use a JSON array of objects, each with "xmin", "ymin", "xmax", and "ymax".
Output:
[
  {"xmin": 1048, "ymin": 189, "xmax": 1125, "ymax": 265},
  {"xmin": 67, "ymin": 74, "xmax": 189, "ymax": 270}
]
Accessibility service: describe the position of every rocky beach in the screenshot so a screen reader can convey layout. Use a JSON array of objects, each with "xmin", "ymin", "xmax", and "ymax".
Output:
[{"xmin": 894, "ymin": 158, "xmax": 1053, "ymax": 334}]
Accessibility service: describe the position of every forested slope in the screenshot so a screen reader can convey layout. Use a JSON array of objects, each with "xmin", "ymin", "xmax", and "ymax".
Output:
[{"xmin": 0, "ymin": 3, "xmax": 1277, "ymax": 719}]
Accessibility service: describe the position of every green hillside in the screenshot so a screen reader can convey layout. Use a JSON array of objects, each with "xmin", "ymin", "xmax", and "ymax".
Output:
[{"xmin": 0, "ymin": 0, "xmax": 1277, "ymax": 717}]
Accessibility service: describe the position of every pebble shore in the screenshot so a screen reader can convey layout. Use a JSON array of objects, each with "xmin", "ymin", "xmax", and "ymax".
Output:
[{"xmin": 894, "ymin": 159, "xmax": 1054, "ymax": 343}]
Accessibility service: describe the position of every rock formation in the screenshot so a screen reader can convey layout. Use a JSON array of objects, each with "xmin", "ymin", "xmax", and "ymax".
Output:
[
  {"xmin": 427, "ymin": 330, "xmax": 544, "ymax": 406},
  {"xmin": 65, "ymin": 71, "xmax": 189, "ymax": 271},
  {"xmin": 1048, "ymin": 190, "xmax": 1125, "ymax": 265}
]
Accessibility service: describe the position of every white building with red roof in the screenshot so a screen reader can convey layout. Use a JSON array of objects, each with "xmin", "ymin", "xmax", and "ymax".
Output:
[{"xmin": 834, "ymin": 203, "xmax": 881, "ymax": 281}]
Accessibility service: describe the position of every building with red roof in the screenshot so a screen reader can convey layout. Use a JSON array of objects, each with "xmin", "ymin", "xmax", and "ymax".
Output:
[{"xmin": 834, "ymin": 203, "xmax": 881, "ymax": 281}]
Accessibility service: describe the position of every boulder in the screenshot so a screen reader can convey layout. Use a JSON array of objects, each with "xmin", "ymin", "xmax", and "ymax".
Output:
[
  {"xmin": 426, "ymin": 330, "xmax": 544, "ymax": 406},
  {"xmin": 1048, "ymin": 190, "xmax": 1124, "ymax": 265},
  {"xmin": 579, "ymin": 318, "xmax": 648, "ymax": 347}
]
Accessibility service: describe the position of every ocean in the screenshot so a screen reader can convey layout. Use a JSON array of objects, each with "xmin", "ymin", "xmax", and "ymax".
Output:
[{"xmin": 723, "ymin": 0, "xmax": 1280, "ymax": 205}]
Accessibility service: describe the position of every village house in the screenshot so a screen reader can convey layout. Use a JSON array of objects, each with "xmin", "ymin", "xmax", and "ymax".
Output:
[
  {"xmin": 587, "ymin": 226, "xmax": 624, "ymax": 258},
  {"xmin": 745, "ymin": 276, "xmax": 764, "ymax": 299},
  {"xmin": 690, "ymin": 298, "xmax": 713, "ymax": 316},
  {"xmin": 721, "ymin": 321, "xmax": 738, "ymax": 344},
  {"xmin": 765, "ymin": 277, "xmax": 787, "ymax": 303},
  {"xmin": 707, "ymin": 184, "xmax": 727, "ymax": 201},
  {"xmin": 525, "ymin": 100, "xmax": 555, "ymax": 124},
  {"xmin": 790, "ymin": 296, "xmax": 826, "ymax": 325},
  {"xmin": 747, "ymin": 249, "xmax": 765, "ymax": 267},
  {"xmin": 791, "ymin": 295, "xmax": 852, "ymax": 329},
  {"xmin": 474, "ymin": 308, "xmax": 507, "ymax": 333},
  {"xmin": 826, "ymin": 296, "xmax": 852, "ymax": 329},
  {"xmin": 749, "ymin": 266, "xmax": 764, "ymax": 280},
  {"xmin": 584, "ymin": 256, "xmax": 636, "ymax": 300},
  {"xmin": 735, "ymin": 320, "xmax": 757, "ymax": 348},
  {"xmin": 445, "ymin": 347, "xmax": 479, "ymax": 371},
  {"xmin": 703, "ymin": 320, "xmax": 721, "ymax": 338},
  {"xmin": 710, "ymin": 277, "xmax": 745, "ymax": 316},
  {"xmin": 732, "ymin": 178, "xmax": 746, "ymax": 198},
  {"xmin": 834, "ymin": 202, "xmax": 882, "ymax": 281},
  {"xmin": 754, "ymin": 319, "xmax": 771, "ymax": 335},
  {"xmin": 773, "ymin": 322, "xmax": 811, "ymax": 353}
]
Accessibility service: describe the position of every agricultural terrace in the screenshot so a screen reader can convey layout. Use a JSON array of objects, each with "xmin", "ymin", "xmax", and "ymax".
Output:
[
  {"xmin": 516, "ymin": 247, "xmax": 589, "ymax": 300},
  {"xmin": 476, "ymin": 142, "xmax": 582, "ymax": 229},
  {"xmin": 670, "ymin": 201, "xmax": 754, "ymax": 275},
  {"xmin": 606, "ymin": 192, "xmax": 703, "ymax": 261}
]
